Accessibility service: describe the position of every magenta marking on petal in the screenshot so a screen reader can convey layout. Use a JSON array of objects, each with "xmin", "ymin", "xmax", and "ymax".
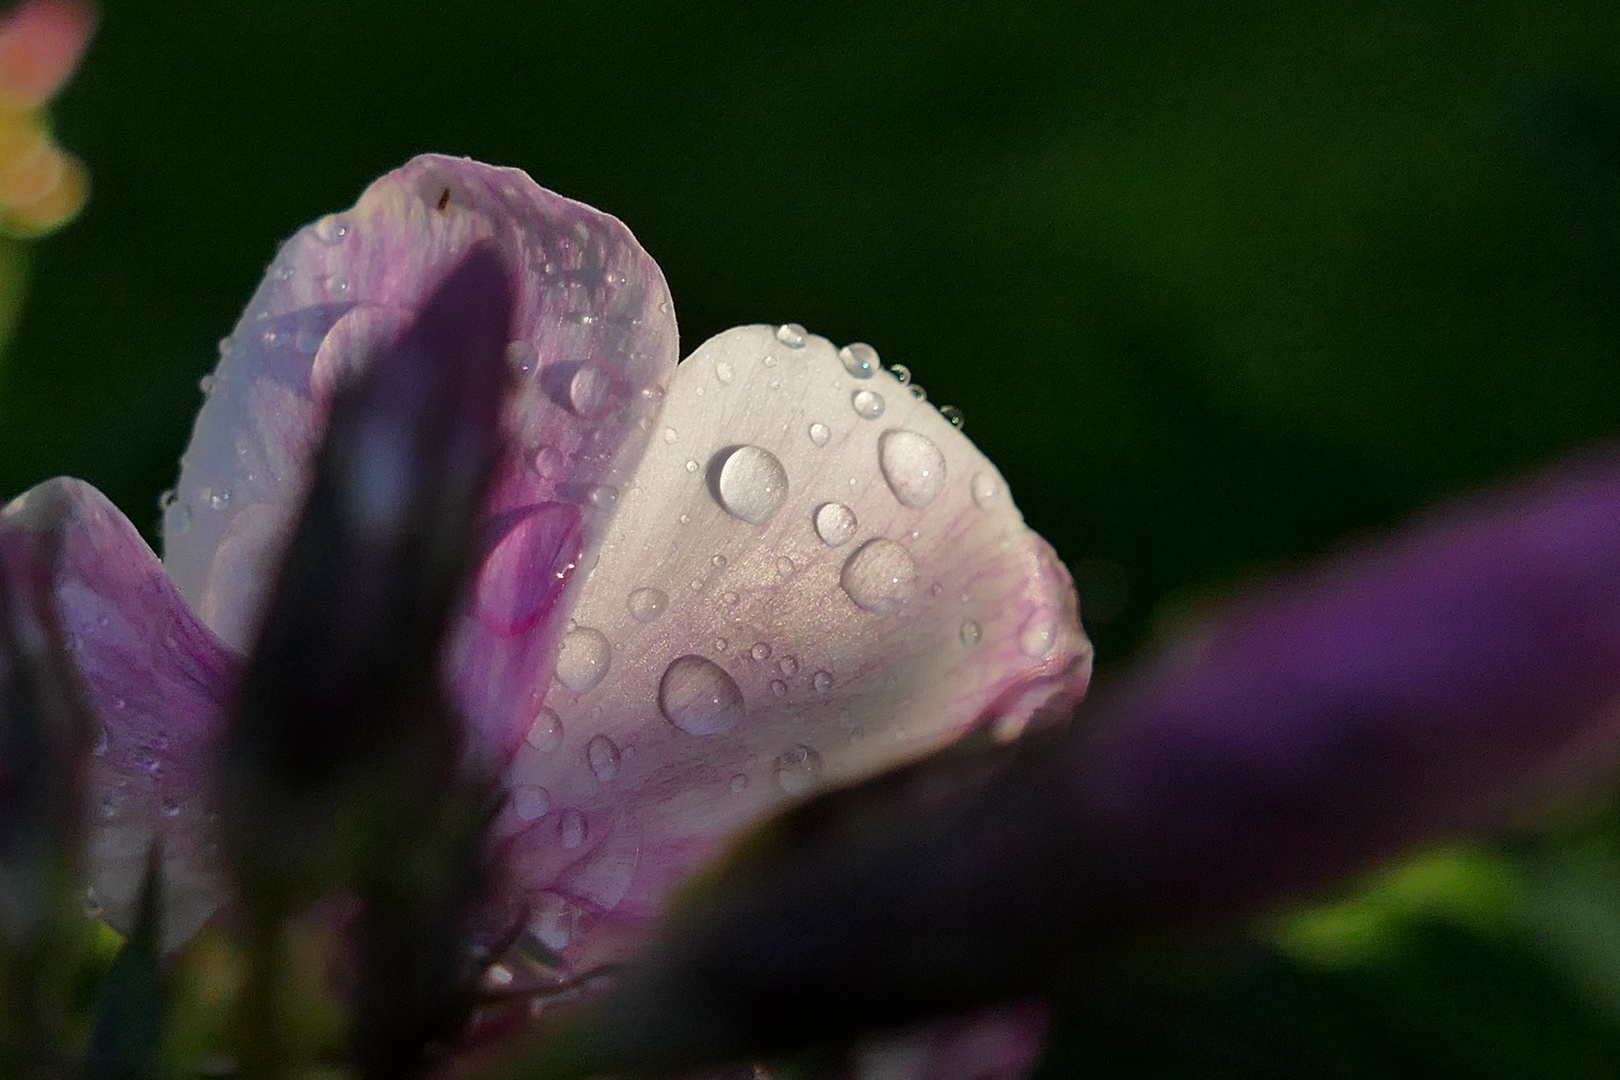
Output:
[{"xmin": 475, "ymin": 503, "xmax": 584, "ymax": 637}]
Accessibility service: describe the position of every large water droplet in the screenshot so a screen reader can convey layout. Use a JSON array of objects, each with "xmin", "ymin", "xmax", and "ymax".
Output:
[
  {"xmin": 526, "ymin": 707, "xmax": 564, "ymax": 752},
  {"xmin": 714, "ymin": 445, "xmax": 789, "ymax": 524},
  {"xmin": 878, "ymin": 430, "xmax": 946, "ymax": 509},
  {"xmin": 971, "ymin": 473, "xmax": 999, "ymax": 508},
  {"xmin": 568, "ymin": 362, "xmax": 616, "ymax": 417},
  {"xmin": 814, "ymin": 502, "xmax": 858, "ymax": 547},
  {"xmin": 960, "ymin": 620, "xmax": 982, "ymax": 647},
  {"xmin": 558, "ymin": 810, "xmax": 586, "ymax": 849},
  {"xmin": 659, "ymin": 655, "xmax": 745, "ymax": 736},
  {"xmin": 627, "ymin": 587, "xmax": 668, "ymax": 623},
  {"xmin": 808, "ymin": 422, "xmax": 831, "ymax": 447},
  {"xmin": 840, "ymin": 539, "xmax": 919, "ymax": 614},
  {"xmin": 512, "ymin": 786, "xmax": 551, "ymax": 821},
  {"xmin": 586, "ymin": 734, "xmax": 621, "ymax": 781},
  {"xmin": 851, "ymin": 389, "xmax": 885, "ymax": 420},
  {"xmin": 775, "ymin": 745, "xmax": 824, "ymax": 795},
  {"xmin": 1019, "ymin": 608, "xmax": 1059, "ymax": 659},
  {"xmin": 776, "ymin": 323, "xmax": 807, "ymax": 348},
  {"xmin": 839, "ymin": 342, "xmax": 878, "ymax": 378},
  {"xmin": 556, "ymin": 627, "xmax": 611, "ymax": 692}
]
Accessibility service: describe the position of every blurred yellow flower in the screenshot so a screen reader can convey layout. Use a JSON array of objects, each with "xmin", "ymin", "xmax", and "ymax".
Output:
[{"xmin": 0, "ymin": 0, "xmax": 92, "ymax": 237}]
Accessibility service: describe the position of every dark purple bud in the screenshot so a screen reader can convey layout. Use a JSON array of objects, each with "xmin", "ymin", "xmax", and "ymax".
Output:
[{"xmin": 532, "ymin": 446, "xmax": 1620, "ymax": 1074}]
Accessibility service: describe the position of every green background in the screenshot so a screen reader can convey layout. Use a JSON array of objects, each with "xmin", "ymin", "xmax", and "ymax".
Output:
[{"xmin": 5, "ymin": 2, "xmax": 1620, "ymax": 1072}]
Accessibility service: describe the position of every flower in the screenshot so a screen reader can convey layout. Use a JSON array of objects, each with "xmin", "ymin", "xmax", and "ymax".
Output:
[
  {"xmin": 0, "ymin": 155, "xmax": 1091, "ymax": 1068},
  {"xmin": 0, "ymin": 0, "xmax": 94, "ymax": 237}
]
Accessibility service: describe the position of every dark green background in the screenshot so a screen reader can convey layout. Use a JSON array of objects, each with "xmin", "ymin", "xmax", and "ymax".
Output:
[{"xmin": 3, "ymin": 1, "xmax": 1619, "ymax": 664}]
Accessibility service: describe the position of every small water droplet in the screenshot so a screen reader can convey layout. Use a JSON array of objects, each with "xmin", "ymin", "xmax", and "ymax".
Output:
[
  {"xmin": 812, "ymin": 670, "xmax": 833, "ymax": 692},
  {"xmin": 711, "ymin": 554, "xmax": 728, "ymax": 570},
  {"xmin": 909, "ymin": 384, "xmax": 928, "ymax": 401},
  {"xmin": 777, "ymin": 655, "xmax": 800, "ymax": 677},
  {"xmin": 161, "ymin": 797, "xmax": 180, "ymax": 818},
  {"xmin": 841, "ymin": 539, "xmax": 919, "ymax": 614},
  {"xmin": 98, "ymin": 796, "xmax": 116, "ymax": 819},
  {"xmin": 588, "ymin": 485, "xmax": 619, "ymax": 509},
  {"xmin": 750, "ymin": 642, "xmax": 772, "ymax": 661},
  {"xmin": 532, "ymin": 445, "xmax": 566, "ymax": 479},
  {"xmin": 663, "ymin": 426, "xmax": 678, "ymax": 444},
  {"xmin": 559, "ymin": 809, "xmax": 586, "ymax": 849},
  {"xmin": 814, "ymin": 502, "xmax": 858, "ymax": 547},
  {"xmin": 685, "ymin": 459, "xmax": 700, "ymax": 473},
  {"xmin": 713, "ymin": 637, "xmax": 729, "ymax": 653},
  {"xmin": 770, "ymin": 679, "xmax": 788, "ymax": 698},
  {"xmin": 971, "ymin": 473, "xmax": 999, "ymax": 508},
  {"xmin": 879, "ymin": 430, "xmax": 946, "ymax": 509},
  {"xmin": 715, "ymin": 359, "xmax": 735, "ymax": 384},
  {"xmin": 776, "ymin": 323, "xmax": 807, "ymax": 348},
  {"xmin": 840, "ymin": 342, "xmax": 879, "ymax": 378},
  {"xmin": 729, "ymin": 772, "xmax": 749, "ymax": 792},
  {"xmin": 763, "ymin": 353, "xmax": 779, "ymax": 368},
  {"xmin": 939, "ymin": 405, "xmax": 965, "ymax": 428},
  {"xmin": 723, "ymin": 590, "xmax": 741, "ymax": 606},
  {"xmin": 775, "ymin": 555, "xmax": 795, "ymax": 578},
  {"xmin": 851, "ymin": 389, "xmax": 885, "ymax": 420},
  {"xmin": 960, "ymin": 619, "xmax": 982, "ymax": 647},
  {"xmin": 314, "ymin": 214, "xmax": 349, "ymax": 244},
  {"xmin": 568, "ymin": 362, "xmax": 616, "ymax": 417},
  {"xmin": 586, "ymin": 735, "xmax": 621, "ymax": 781},
  {"xmin": 1018, "ymin": 609, "xmax": 1059, "ymax": 659},
  {"xmin": 526, "ymin": 707, "xmax": 564, "ymax": 751},
  {"xmin": 891, "ymin": 363, "xmax": 912, "ymax": 386},
  {"xmin": 808, "ymin": 422, "xmax": 831, "ymax": 446},
  {"xmin": 627, "ymin": 587, "xmax": 668, "ymax": 623},
  {"xmin": 775, "ymin": 744, "xmax": 824, "ymax": 795},
  {"xmin": 659, "ymin": 655, "xmax": 745, "ymax": 735},
  {"xmin": 714, "ymin": 445, "xmax": 790, "ymax": 524},
  {"xmin": 513, "ymin": 785, "xmax": 552, "ymax": 821},
  {"xmin": 198, "ymin": 373, "xmax": 217, "ymax": 396},
  {"xmin": 556, "ymin": 627, "xmax": 611, "ymax": 692}
]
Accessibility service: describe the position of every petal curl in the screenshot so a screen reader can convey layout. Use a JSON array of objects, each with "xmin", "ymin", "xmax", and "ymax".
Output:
[
  {"xmin": 165, "ymin": 155, "xmax": 676, "ymax": 758},
  {"xmin": 492, "ymin": 326, "xmax": 1091, "ymax": 960},
  {"xmin": 1, "ymin": 478, "xmax": 237, "ymax": 948}
]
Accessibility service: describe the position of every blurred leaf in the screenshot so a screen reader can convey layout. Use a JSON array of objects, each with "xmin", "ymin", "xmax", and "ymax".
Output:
[{"xmin": 85, "ymin": 844, "xmax": 164, "ymax": 1080}]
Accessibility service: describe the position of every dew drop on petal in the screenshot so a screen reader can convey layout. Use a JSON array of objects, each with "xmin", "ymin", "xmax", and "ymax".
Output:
[
  {"xmin": 775, "ymin": 744, "xmax": 824, "ymax": 796},
  {"xmin": 775, "ymin": 555, "xmax": 795, "ymax": 578},
  {"xmin": 586, "ymin": 735, "xmax": 621, "ymax": 782},
  {"xmin": 729, "ymin": 773, "xmax": 749, "ymax": 793},
  {"xmin": 839, "ymin": 342, "xmax": 879, "ymax": 378},
  {"xmin": 960, "ymin": 619, "xmax": 982, "ymax": 647},
  {"xmin": 939, "ymin": 405, "xmax": 965, "ymax": 428},
  {"xmin": 814, "ymin": 502, "xmax": 858, "ymax": 547},
  {"xmin": 808, "ymin": 422, "xmax": 831, "ymax": 447},
  {"xmin": 559, "ymin": 810, "xmax": 586, "ymax": 849},
  {"xmin": 776, "ymin": 323, "xmax": 807, "ymax": 348},
  {"xmin": 714, "ymin": 445, "xmax": 790, "ymax": 524},
  {"xmin": 1018, "ymin": 608, "xmax": 1058, "ymax": 659},
  {"xmin": 851, "ymin": 389, "xmax": 885, "ymax": 420},
  {"xmin": 556, "ymin": 627, "xmax": 611, "ymax": 692},
  {"xmin": 686, "ymin": 459, "xmax": 700, "ymax": 473},
  {"xmin": 663, "ymin": 426, "xmax": 678, "ymax": 444},
  {"xmin": 840, "ymin": 538, "xmax": 920, "ymax": 614},
  {"xmin": 971, "ymin": 473, "xmax": 999, "ymax": 508},
  {"xmin": 627, "ymin": 587, "xmax": 668, "ymax": 623},
  {"xmin": 715, "ymin": 359, "xmax": 735, "ymax": 384},
  {"xmin": 750, "ymin": 642, "xmax": 772, "ymax": 661},
  {"xmin": 770, "ymin": 679, "xmax": 788, "ymax": 699},
  {"xmin": 588, "ymin": 485, "xmax": 619, "ymax": 510},
  {"xmin": 812, "ymin": 670, "xmax": 833, "ymax": 692},
  {"xmin": 568, "ymin": 362, "xmax": 616, "ymax": 418},
  {"xmin": 777, "ymin": 655, "xmax": 800, "ymax": 677},
  {"xmin": 890, "ymin": 363, "xmax": 912, "ymax": 386},
  {"xmin": 512, "ymin": 786, "xmax": 551, "ymax": 821},
  {"xmin": 658, "ymin": 655, "xmax": 745, "ymax": 736},
  {"xmin": 878, "ymin": 430, "xmax": 947, "ymax": 509},
  {"xmin": 532, "ymin": 445, "xmax": 566, "ymax": 479},
  {"xmin": 161, "ymin": 797, "xmax": 180, "ymax": 818},
  {"xmin": 526, "ymin": 707, "xmax": 564, "ymax": 752}
]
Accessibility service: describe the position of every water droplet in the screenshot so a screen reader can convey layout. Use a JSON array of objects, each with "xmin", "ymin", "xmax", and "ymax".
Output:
[
  {"xmin": 723, "ymin": 591, "xmax": 741, "ymax": 606},
  {"xmin": 586, "ymin": 735, "xmax": 621, "ymax": 781},
  {"xmin": 627, "ymin": 587, "xmax": 668, "ymax": 623},
  {"xmin": 770, "ymin": 679, "xmax": 788, "ymax": 698},
  {"xmin": 960, "ymin": 619, "xmax": 982, "ymax": 647},
  {"xmin": 940, "ymin": 405, "xmax": 965, "ymax": 428},
  {"xmin": 714, "ymin": 445, "xmax": 789, "ymax": 524},
  {"xmin": 841, "ymin": 538, "xmax": 919, "ymax": 614},
  {"xmin": 314, "ymin": 214, "xmax": 349, "ymax": 243},
  {"xmin": 711, "ymin": 554, "xmax": 728, "ymax": 570},
  {"xmin": 812, "ymin": 670, "xmax": 833, "ymax": 692},
  {"xmin": 840, "ymin": 342, "xmax": 879, "ymax": 378},
  {"xmin": 98, "ymin": 796, "xmax": 115, "ymax": 819},
  {"xmin": 685, "ymin": 459, "xmax": 700, "ymax": 473},
  {"xmin": 556, "ymin": 627, "xmax": 611, "ymax": 692},
  {"xmin": 715, "ymin": 359, "xmax": 735, "ymax": 384},
  {"xmin": 1019, "ymin": 609, "xmax": 1059, "ymax": 659},
  {"xmin": 729, "ymin": 773, "xmax": 749, "ymax": 793},
  {"xmin": 201, "ymin": 486, "xmax": 231, "ymax": 511},
  {"xmin": 750, "ymin": 642, "xmax": 772, "ymax": 661},
  {"xmin": 891, "ymin": 363, "xmax": 912, "ymax": 386},
  {"xmin": 161, "ymin": 797, "xmax": 180, "ymax": 818},
  {"xmin": 526, "ymin": 707, "xmax": 564, "ymax": 752},
  {"xmin": 663, "ymin": 426, "xmax": 678, "ymax": 444},
  {"xmin": 659, "ymin": 655, "xmax": 745, "ymax": 736},
  {"xmin": 763, "ymin": 353, "xmax": 779, "ymax": 368},
  {"xmin": 559, "ymin": 809, "xmax": 586, "ymax": 849},
  {"xmin": 588, "ymin": 485, "xmax": 619, "ymax": 510},
  {"xmin": 198, "ymin": 373, "xmax": 217, "ymax": 396},
  {"xmin": 851, "ymin": 389, "xmax": 885, "ymax": 420},
  {"xmin": 775, "ymin": 555, "xmax": 795, "ymax": 578},
  {"xmin": 777, "ymin": 655, "xmax": 799, "ymax": 677},
  {"xmin": 532, "ymin": 445, "xmax": 566, "ymax": 479},
  {"xmin": 808, "ymin": 421, "xmax": 831, "ymax": 446},
  {"xmin": 134, "ymin": 747, "xmax": 161, "ymax": 776},
  {"xmin": 909, "ymin": 384, "xmax": 928, "ymax": 401},
  {"xmin": 775, "ymin": 745, "xmax": 824, "ymax": 795},
  {"xmin": 568, "ymin": 362, "xmax": 616, "ymax": 417},
  {"xmin": 776, "ymin": 323, "xmax": 807, "ymax": 348},
  {"xmin": 814, "ymin": 502, "xmax": 858, "ymax": 547},
  {"xmin": 878, "ymin": 430, "xmax": 947, "ymax": 509},
  {"xmin": 971, "ymin": 473, "xmax": 999, "ymax": 508},
  {"xmin": 513, "ymin": 785, "xmax": 551, "ymax": 821}
]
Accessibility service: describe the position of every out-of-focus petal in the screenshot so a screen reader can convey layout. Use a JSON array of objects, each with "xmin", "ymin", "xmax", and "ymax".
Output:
[
  {"xmin": 164, "ymin": 155, "xmax": 676, "ymax": 759},
  {"xmin": 0, "ymin": 0, "xmax": 94, "ymax": 110},
  {"xmin": 2, "ymin": 478, "xmax": 237, "ymax": 948},
  {"xmin": 490, "ymin": 326, "xmax": 1090, "ymax": 963},
  {"xmin": 849, "ymin": 1004, "xmax": 1049, "ymax": 1080}
]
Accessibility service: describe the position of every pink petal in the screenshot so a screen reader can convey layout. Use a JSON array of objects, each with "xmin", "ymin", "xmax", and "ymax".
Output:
[
  {"xmin": 0, "ymin": 0, "xmax": 93, "ymax": 109},
  {"xmin": 163, "ymin": 155, "xmax": 676, "ymax": 756},
  {"xmin": 1, "ymin": 478, "xmax": 237, "ymax": 947},
  {"xmin": 492, "ymin": 326, "xmax": 1091, "ymax": 963}
]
